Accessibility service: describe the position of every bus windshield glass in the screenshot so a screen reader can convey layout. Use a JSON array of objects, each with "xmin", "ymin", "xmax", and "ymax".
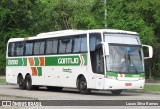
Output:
[{"xmin": 106, "ymin": 44, "xmax": 144, "ymax": 74}]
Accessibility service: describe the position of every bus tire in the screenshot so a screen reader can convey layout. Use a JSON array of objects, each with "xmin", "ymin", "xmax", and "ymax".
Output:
[
  {"xmin": 18, "ymin": 75, "xmax": 26, "ymax": 90},
  {"xmin": 111, "ymin": 90, "xmax": 122, "ymax": 95},
  {"xmin": 25, "ymin": 75, "xmax": 34, "ymax": 90},
  {"xmin": 78, "ymin": 77, "xmax": 91, "ymax": 94},
  {"xmin": 47, "ymin": 86, "xmax": 63, "ymax": 91}
]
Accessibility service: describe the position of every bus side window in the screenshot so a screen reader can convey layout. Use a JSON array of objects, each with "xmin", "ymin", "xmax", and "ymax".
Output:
[
  {"xmin": 66, "ymin": 39, "xmax": 72, "ymax": 53},
  {"xmin": 73, "ymin": 36, "xmax": 81, "ymax": 53},
  {"xmin": 59, "ymin": 39, "xmax": 67, "ymax": 54},
  {"xmin": 39, "ymin": 41, "xmax": 45, "ymax": 55},
  {"xmin": 80, "ymin": 34, "xmax": 87, "ymax": 52},
  {"xmin": 59, "ymin": 37, "xmax": 73, "ymax": 54},
  {"xmin": 34, "ymin": 42, "xmax": 40, "ymax": 55},
  {"xmin": 33, "ymin": 41, "xmax": 45, "ymax": 55},
  {"xmin": 46, "ymin": 39, "xmax": 58, "ymax": 54},
  {"xmin": 15, "ymin": 42, "xmax": 24, "ymax": 56},
  {"xmin": 46, "ymin": 40, "xmax": 52, "ymax": 54},
  {"xmin": 52, "ymin": 39, "xmax": 58, "ymax": 54},
  {"xmin": 25, "ymin": 42, "xmax": 33, "ymax": 55},
  {"xmin": 8, "ymin": 43, "xmax": 16, "ymax": 57},
  {"xmin": 73, "ymin": 34, "xmax": 87, "ymax": 53}
]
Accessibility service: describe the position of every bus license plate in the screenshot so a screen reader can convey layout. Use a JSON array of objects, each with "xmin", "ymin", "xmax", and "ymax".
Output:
[{"xmin": 125, "ymin": 83, "xmax": 132, "ymax": 86}]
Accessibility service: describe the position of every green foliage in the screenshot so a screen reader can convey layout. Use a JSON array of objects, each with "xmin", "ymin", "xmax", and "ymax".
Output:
[
  {"xmin": 0, "ymin": 78, "xmax": 5, "ymax": 84},
  {"xmin": 0, "ymin": 0, "xmax": 159, "ymax": 77},
  {"xmin": 144, "ymin": 84, "xmax": 160, "ymax": 92},
  {"xmin": 106, "ymin": 0, "xmax": 160, "ymax": 77},
  {"xmin": 107, "ymin": 0, "xmax": 159, "ymax": 45}
]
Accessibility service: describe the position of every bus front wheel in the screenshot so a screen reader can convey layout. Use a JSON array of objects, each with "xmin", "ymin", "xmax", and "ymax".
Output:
[
  {"xmin": 111, "ymin": 90, "xmax": 122, "ymax": 95},
  {"xmin": 78, "ymin": 77, "xmax": 91, "ymax": 94}
]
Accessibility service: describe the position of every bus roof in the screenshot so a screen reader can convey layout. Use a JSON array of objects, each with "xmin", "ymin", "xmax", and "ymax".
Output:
[{"xmin": 8, "ymin": 29, "xmax": 138, "ymax": 42}]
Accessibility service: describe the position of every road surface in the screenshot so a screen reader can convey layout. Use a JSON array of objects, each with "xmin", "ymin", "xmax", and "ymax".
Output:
[{"xmin": 0, "ymin": 84, "xmax": 160, "ymax": 109}]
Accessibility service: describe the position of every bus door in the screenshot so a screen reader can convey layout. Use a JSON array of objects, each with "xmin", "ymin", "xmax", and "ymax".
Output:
[
  {"xmin": 94, "ymin": 45, "xmax": 105, "ymax": 89},
  {"xmin": 89, "ymin": 33, "xmax": 105, "ymax": 89}
]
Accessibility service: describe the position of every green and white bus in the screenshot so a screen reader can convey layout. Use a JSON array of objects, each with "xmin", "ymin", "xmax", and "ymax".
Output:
[{"xmin": 6, "ymin": 29, "xmax": 153, "ymax": 95}]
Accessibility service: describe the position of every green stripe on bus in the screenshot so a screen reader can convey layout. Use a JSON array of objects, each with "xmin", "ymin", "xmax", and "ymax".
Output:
[
  {"xmin": 83, "ymin": 55, "xmax": 87, "ymax": 65},
  {"xmin": 6, "ymin": 55, "xmax": 88, "ymax": 66},
  {"xmin": 23, "ymin": 58, "xmax": 27, "ymax": 66},
  {"xmin": 45, "ymin": 56, "xmax": 81, "ymax": 66},
  {"xmin": 106, "ymin": 72, "xmax": 145, "ymax": 77},
  {"xmin": 37, "ymin": 67, "xmax": 42, "ymax": 76},
  {"xmin": 7, "ymin": 58, "xmax": 27, "ymax": 66},
  {"xmin": 106, "ymin": 72, "xmax": 118, "ymax": 77},
  {"xmin": 7, "ymin": 58, "xmax": 23, "ymax": 66},
  {"xmin": 34, "ymin": 57, "xmax": 39, "ymax": 66}
]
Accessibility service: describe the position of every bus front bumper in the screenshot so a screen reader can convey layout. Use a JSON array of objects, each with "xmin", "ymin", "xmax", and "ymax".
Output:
[{"xmin": 104, "ymin": 78, "xmax": 145, "ymax": 90}]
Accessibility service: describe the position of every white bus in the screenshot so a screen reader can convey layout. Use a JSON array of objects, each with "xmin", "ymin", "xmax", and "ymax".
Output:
[{"xmin": 6, "ymin": 29, "xmax": 153, "ymax": 95}]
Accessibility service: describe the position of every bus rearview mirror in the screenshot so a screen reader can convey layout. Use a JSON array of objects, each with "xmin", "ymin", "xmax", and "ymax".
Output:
[{"xmin": 142, "ymin": 45, "xmax": 153, "ymax": 59}]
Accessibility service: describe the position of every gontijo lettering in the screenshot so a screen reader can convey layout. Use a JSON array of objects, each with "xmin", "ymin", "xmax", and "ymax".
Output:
[{"xmin": 58, "ymin": 58, "xmax": 79, "ymax": 64}]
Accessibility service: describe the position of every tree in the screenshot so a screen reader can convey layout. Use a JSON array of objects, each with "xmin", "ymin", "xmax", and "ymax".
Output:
[{"xmin": 0, "ymin": 0, "xmax": 159, "ymax": 78}]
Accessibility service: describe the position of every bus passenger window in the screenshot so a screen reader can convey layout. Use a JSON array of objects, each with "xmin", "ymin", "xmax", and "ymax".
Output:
[
  {"xmin": 8, "ymin": 43, "xmax": 16, "ymax": 57},
  {"xmin": 80, "ymin": 35, "xmax": 87, "ymax": 52},
  {"xmin": 73, "ymin": 34, "xmax": 87, "ymax": 53},
  {"xmin": 15, "ymin": 42, "xmax": 24, "ymax": 56},
  {"xmin": 39, "ymin": 41, "xmax": 45, "ymax": 54},
  {"xmin": 66, "ymin": 39, "xmax": 72, "ymax": 53},
  {"xmin": 73, "ymin": 36, "xmax": 81, "ymax": 53},
  {"xmin": 25, "ymin": 43, "xmax": 33, "ymax": 55},
  {"xmin": 46, "ymin": 40, "xmax": 52, "ymax": 54},
  {"xmin": 59, "ymin": 40, "xmax": 67, "ymax": 53},
  {"xmin": 46, "ymin": 39, "xmax": 58, "ymax": 54},
  {"xmin": 52, "ymin": 39, "xmax": 58, "ymax": 54},
  {"xmin": 34, "ymin": 42, "xmax": 40, "ymax": 55},
  {"xmin": 33, "ymin": 41, "xmax": 45, "ymax": 55}
]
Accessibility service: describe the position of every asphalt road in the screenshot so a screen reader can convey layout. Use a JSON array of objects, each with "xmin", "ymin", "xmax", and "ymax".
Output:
[{"xmin": 0, "ymin": 84, "xmax": 160, "ymax": 109}]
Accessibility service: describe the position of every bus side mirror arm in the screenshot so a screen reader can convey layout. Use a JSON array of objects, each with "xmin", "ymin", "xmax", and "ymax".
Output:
[
  {"xmin": 142, "ymin": 45, "xmax": 153, "ymax": 59},
  {"xmin": 101, "ymin": 42, "xmax": 109, "ymax": 56}
]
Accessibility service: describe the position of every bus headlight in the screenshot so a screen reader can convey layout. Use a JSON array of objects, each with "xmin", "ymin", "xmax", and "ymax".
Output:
[{"xmin": 139, "ymin": 77, "xmax": 145, "ymax": 80}]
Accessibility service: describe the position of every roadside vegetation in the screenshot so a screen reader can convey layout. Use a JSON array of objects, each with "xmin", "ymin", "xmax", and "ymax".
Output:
[
  {"xmin": 144, "ymin": 84, "xmax": 160, "ymax": 92},
  {"xmin": 0, "ymin": 77, "xmax": 6, "ymax": 85},
  {"xmin": 0, "ymin": 0, "xmax": 160, "ymax": 78}
]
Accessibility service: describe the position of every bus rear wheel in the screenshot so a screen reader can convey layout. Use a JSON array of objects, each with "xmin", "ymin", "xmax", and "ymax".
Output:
[
  {"xmin": 111, "ymin": 90, "xmax": 122, "ymax": 95},
  {"xmin": 18, "ymin": 75, "xmax": 26, "ymax": 90},
  {"xmin": 25, "ymin": 75, "xmax": 34, "ymax": 90},
  {"xmin": 78, "ymin": 77, "xmax": 91, "ymax": 94}
]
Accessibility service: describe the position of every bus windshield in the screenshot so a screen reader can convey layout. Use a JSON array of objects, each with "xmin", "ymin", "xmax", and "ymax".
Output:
[{"xmin": 106, "ymin": 44, "xmax": 144, "ymax": 74}]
